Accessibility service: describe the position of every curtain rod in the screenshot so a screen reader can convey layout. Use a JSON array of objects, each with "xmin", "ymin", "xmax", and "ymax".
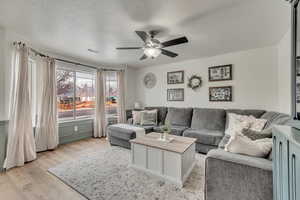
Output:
[
  {"xmin": 26, "ymin": 44, "xmax": 123, "ymax": 72},
  {"xmin": 55, "ymin": 58, "xmax": 123, "ymax": 71}
]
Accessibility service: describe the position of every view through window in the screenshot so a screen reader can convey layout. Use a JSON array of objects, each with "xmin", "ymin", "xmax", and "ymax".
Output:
[
  {"xmin": 105, "ymin": 71, "xmax": 119, "ymax": 125},
  {"xmin": 57, "ymin": 69, "xmax": 95, "ymax": 120}
]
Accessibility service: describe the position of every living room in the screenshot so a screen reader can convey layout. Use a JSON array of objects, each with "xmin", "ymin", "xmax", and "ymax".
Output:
[{"xmin": 0, "ymin": 0, "xmax": 298, "ymax": 200}]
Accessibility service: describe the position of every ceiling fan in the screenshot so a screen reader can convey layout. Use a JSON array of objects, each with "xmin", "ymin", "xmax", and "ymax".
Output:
[{"xmin": 116, "ymin": 31, "xmax": 188, "ymax": 60}]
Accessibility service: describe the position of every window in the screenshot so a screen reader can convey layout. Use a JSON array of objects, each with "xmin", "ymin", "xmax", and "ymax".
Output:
[
  {"xmin": 57, "ymin": 68, "xmax": 95, "ymax": 121},
  {"xmin": 75, "ymin": 72, "xmax": 95, "ymax": 118},
  {"xmin": 105, "ymin": 71, "xmax": 119, "ymax": 125}
]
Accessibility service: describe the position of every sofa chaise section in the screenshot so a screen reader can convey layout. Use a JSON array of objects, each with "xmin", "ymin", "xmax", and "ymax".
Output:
[
  {"xmin": 108, "ymin": 124, "xmax": 155, "ymax": 149},
  {"xmin": 109, "ymin": 107, "xmax": 168, "ymax": 149}
]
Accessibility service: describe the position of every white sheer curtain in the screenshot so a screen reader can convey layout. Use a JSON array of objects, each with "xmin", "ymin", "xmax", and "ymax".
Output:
[
  {"xmin": 34, "ymin": 57, "xmax": 58, "ymax": 152},
  {"xmin": 4, "ymin": 44, "xmax": 36, "ymax": 170},
  {"xmin": 94, "ymin": 69, "xmax": 107, "ymax": 137},
  {"xmin": 117, "ymin": 70, "xmax": 126, "ymax": 123}
]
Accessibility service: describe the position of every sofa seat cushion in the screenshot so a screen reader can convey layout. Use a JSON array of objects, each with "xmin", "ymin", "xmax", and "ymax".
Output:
[
  {"xmin": 165, "ymin": 107, "xmax": 193, "ymax": 127},
  {"xmin": 191, "ymin": 108, "xmax": 226, "ymax": 131},
  {"xmin": 153, "ymin": 126, "xmax": 188, "ymax": 136},
  {"xmin": 196, "ymin": 143, "xmax": 217, "ymax": 154},
  {"xmin": 183, "ymin": 128, "xmax": 224, "ymax": 146}
]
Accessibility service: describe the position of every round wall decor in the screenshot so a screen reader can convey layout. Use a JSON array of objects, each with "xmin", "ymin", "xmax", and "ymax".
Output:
[
  {"xmin": 187, "ymin": 75, "xmax": 202, "ymax": 90},
  {"xmin": 143, "ymin": 73, "xmax": 157, "ymax": 89}
]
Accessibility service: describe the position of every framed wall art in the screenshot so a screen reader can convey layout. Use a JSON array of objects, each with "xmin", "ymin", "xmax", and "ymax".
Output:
[
  {"xmin": 209, "ymin": 86, "xmax": 232, "ymax": 102},
  {"xmin": 167, "ymin": 70, "xmax": 184, "ymax": 84},
  {"xmin": 167, "ymin": 88, "xmax": 184, "ymax": 101},
  {"xmin": 208, "ymin": 64, "xmax": 232, "ymax": 81}
]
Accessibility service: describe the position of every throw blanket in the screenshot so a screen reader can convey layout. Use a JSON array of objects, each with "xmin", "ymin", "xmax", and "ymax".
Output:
[{"xmin": 111, "ymin": 124, "xmax": 146, "ymax": 138}]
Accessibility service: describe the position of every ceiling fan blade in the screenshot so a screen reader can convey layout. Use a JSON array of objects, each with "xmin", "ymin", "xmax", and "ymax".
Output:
[
  {"xmin": 161, "ymin": 49, "xmax": 178, "ymax": 58},
  {"xmin": 116, "ymin": 47, "xmax": 142, "ymax": 50},
  {"xmin": 140, "ymin": 54, "xmax": 148, "ymax": 60},
  {"xmin": 161, "ymin": 36, "xmax": 188, "ymax": 48},
  {"xmin": 135, "ymin": 31, "xmax": 149, "ymax": 42},
  {"xmin": 149, "ymin": 30, "xmax": 160, "ymax": 38}
]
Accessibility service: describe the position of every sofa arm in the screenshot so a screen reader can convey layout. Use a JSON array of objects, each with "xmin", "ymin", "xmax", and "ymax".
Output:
[
  {"xmin": 205, "ymin": 149, "xmax": 273, "ymax": 200},
  {"xmin": 207, "ymin": 149, "xmax": 272, "ymax": 170}
]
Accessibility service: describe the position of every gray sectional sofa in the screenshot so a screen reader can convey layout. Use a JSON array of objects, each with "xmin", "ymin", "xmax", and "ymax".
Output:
[
  {"xmin": 205, "ymin": 111, "xmax": 291, "ymax": 200},
  {"xmin": 108, "ymin": 106, "xmax": 292, "ymax": 200},
  {"xmin": 109, "ymin": 106, "xmax": 283, "ymax": 153}
]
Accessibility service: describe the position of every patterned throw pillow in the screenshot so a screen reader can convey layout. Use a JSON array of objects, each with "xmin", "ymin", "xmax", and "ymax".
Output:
[
  {"xmin": 225, "ymin": 113, "xmax": 252, "ymax": 137},
  {"xmin": 225, "ymin": 113, "xmax": 268, "ymax": 137},
  {"xmin": 225, "ymin": 134, "xmax": 273, "ymax": 158},
  {"xmin": 140, "ymin": 110, "xmax": 158, "ymax": 126},
  {"xmin": 249, "ymin": 115, "xmax": 267, "ymax": 131},
  {"xmin": 242, "ymin": 128, "xmax": 272, "ymax": 140}
]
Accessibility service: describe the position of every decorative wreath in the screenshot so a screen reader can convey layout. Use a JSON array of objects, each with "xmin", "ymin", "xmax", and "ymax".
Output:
[{"xmin": 187, "ymin": 75, "xmax": 202, "ymax": 90}]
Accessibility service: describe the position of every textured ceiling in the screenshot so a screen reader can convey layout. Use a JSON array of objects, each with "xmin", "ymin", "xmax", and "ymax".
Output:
[{"xmin": 0, "ymin": 0, "xmax": 290, "ymax": 68}]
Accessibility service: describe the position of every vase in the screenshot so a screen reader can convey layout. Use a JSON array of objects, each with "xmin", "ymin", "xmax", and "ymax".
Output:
[
  {"xmin": 159, "ymin": 132, "xmax": 164, "ymax": 140},
  {"xmin": 163, "ymin": 131, "xmax": 168, "ymax": 141}
]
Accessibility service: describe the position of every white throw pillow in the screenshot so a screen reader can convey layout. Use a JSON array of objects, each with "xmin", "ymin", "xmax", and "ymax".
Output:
[
  {"xmin": 249, "ymin": 115, "xmax": 267, "ymax": 132},
  {"xmin": 225, "ymin": 113, "xmax": 252, "ymax": 137},
  {"xmin": 132, "ymin": 111, "xmax": 142, "ymax": 125},
  {"xmin": 225, "ymin": 134, "xmax": 272, "ymax": 158}
]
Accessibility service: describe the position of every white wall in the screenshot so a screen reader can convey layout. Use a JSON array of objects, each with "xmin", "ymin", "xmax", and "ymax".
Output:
[
  {"xmin": 125, "ymin": 67, "xmax": 137, "ymax": 109},
  {"xmin": 277, "ymin": 30, "xmax": 292, "ymax": 114},
  {"xmin": 135, "ymin": 46, "xmax": 279, "ymax": 111},
  {"xmin": 0, "ymin": 28, "xmax": 5, "ymax": 120}
]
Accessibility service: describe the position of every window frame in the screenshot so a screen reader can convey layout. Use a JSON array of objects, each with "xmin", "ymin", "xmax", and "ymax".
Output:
[
  {"xmin": 104, "ymin": 71, "xmax": 119, "ymax": 125},
  {"xmin": 56, "ymin": 67, "xmax": 96, "ymax": 122}
]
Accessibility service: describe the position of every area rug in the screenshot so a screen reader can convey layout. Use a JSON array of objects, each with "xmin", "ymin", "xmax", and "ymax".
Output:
[{"xmin": 48, "ymin": 147, "xmax": 206, "ymax": 200}]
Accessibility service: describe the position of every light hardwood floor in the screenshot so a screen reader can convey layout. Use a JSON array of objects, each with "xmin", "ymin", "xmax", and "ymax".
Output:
[{"xmin": 0, "ymin": 138, "xmax": 109, "ymax": 200}]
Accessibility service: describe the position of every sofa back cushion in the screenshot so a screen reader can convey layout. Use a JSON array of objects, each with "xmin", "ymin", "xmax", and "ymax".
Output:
[
  {"xmin": 145, "ymin": 106, "xmax": 167, "ymax": 125},
  {"xmin": 225, "ymin": 109, "xmax": 266, "ymax": 130},
  {"xmin": 260, "ymin": 111, "xmax": 291, "ymax": 129},
  {"xmin": 191, "ymin": 108, "xmax": 226, "ymax": 131},
  {"xmin": 165, "ymin": 107, "xmax": 193, "ymax": 127}
]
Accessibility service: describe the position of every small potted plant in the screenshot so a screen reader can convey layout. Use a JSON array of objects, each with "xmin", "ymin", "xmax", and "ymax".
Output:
[{"xmin": 160, "ymin": 121, "xmax": 171, "ymax": 141}]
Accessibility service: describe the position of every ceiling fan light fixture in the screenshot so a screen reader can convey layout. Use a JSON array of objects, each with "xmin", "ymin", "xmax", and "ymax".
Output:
[{"xmin": 144, "ymin": 47, "xmax": 161, "ymax": 58}]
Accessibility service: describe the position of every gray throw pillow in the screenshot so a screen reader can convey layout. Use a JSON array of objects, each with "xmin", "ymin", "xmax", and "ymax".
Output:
[
  {"xmin": 218, "ymin": 135, "xmax": 231, "ymax": 149},
  {"xmin": 241, "ymin": 128, "xmax": 272, "ymax": 140}
]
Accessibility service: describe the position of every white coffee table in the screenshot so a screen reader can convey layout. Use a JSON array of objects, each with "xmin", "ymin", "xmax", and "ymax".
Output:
[{"xmin": 130, "ymin": 132, "xmax": 196, "ymax": 187}]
